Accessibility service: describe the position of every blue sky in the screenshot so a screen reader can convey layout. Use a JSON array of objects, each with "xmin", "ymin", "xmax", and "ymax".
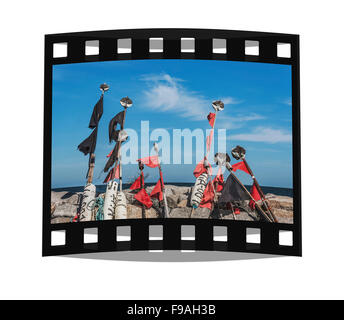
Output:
[{"xmin": 52, "ymin": 59, "xmax": 292, "ymax": 188}]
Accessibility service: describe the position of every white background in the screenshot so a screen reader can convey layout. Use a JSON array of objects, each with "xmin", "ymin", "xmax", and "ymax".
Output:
[{"xmin": 0, "ymin": 0, "xmax": 343, "ymax": 300}]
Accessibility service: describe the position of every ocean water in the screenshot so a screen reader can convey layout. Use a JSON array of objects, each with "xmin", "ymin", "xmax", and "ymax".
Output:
[{"xmin": 52, "ymin": 183, "xmax": 293, "ymax": 197}]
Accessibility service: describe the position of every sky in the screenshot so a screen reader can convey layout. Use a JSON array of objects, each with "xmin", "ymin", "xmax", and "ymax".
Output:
[{"xmin": 52, "ymin": 59, "xmax": 293, "ymax": 188}]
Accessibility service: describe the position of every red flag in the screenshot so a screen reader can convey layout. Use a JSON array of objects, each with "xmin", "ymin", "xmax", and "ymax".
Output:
[
  {"xmin": 193, "ymin": 158, "xmax": 212, "ymax": 178},
  {"xmin": 207, "ymin": 112, "xmax": 216, "ymax": 128},
  {"xmin": 199, "ymin": 182, "xmax": 215, "ymax": 209},
  {"xmin": 231, "ymin": 161, "xmax": 250, "ymax": 174},
  {"xmin": 134, "ymin": 188, "xmax": 153, "ymax": 209},
  {"xmin": 249, "ymin": 184, "xmax": 261, "ymax": 210},
  {"xmin": 137, "ymin": 155, "xmax": 159, "ymax": 168},
  {"xmin": 213, "ymin": 167, "xmax": 224, "ymax": 192},
  {"xmin": 234, "ymin": 207, "xmax": 241, "ymax": 215},
  {"xmin": 114, "ymin": 164, "xmax": 120, "ymax": 179},
  {"xmin": 206, "ymin": 130, "xmax": 214, "ymax": 153},
  {"xmin": 150, "ymin": 179, "xmax": 164, "ymax": 201},
  {"xmin": 130, "ymin": 173, "xmax": 144, "ymax": 190}
]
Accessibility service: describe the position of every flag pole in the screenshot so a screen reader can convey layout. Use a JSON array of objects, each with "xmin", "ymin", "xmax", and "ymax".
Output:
[
  {"xmin": 206, "ymin": 111, "xmax": 218, "ymax": 203},
  {"xmin": 87, "ymin": 153, "xmax": 96, "ymax": 184},
  {"xmin": 86, "ymin": 83, "xmax": 109, "ymax": 184},
  {"xmin": 139, "ymin": 161, "xmax": 146, "ymax": 219},
  {"xmin": 225, "ymin": 161, "xmax": 273, "ymax": 222},
  {"xmin": 109, "ymin": 97, "xmax": 132, "ymax": 190},
  {"xmin": 206, "ymin": 101, "xmax": 224, "ymax": 207},
  {"xmin": 190, "ymin": 101, "xmax": 224, "ymax": 216},
  {"xmin": 78, "ymin": 83, "xmax": 109, "ymax": 222},
  {"xmin": 242, "ymin": 158, "xmax": 278, "ymax": 222},
  {"xmin": 210, "ymin": 152, "xmax": 228, "ymax": 218},
  {"xmin": 153, "ymin": 143, "xmax": 169, "ymax": 218},
  {"xmin": 229, "ymin": 203, "xmax": 237, "ymax": 220},
  {"xmin": 231, "ymin": 146, "xmax": 278, "ymax": 222}
]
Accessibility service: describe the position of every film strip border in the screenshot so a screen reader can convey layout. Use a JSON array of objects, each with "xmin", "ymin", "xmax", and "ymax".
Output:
[
  {"xmin": 45, "ymin": 219, "xmax": 299, "ymax": 256},
  {"xmin": 45, "ymin": 28, "xmax": 297, "ymax": 65},
  {"xmin": 43, "ymin": 29, "xmax": 301, "ymax": 257}
]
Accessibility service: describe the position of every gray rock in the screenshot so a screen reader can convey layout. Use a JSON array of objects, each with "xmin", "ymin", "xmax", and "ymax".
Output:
[
  {"xmin": 166, "ymin": 194, "xmax": 180, "ymax": 208},
  {"xmin": 52, "ymin": 202, "xmax": 78, "ymax": 218},
  {"xmin": 170, "ymin": 207, "xmax": 192, "ymax": 218},
  {"xmin": 50, "ymin": 187, "xmax": 293, "ymax": 224},
  {"xmin": 193, "ymin": 207, "xmax": 211, "ymax": 219},
  {"xmin": 127, "ymin": 204, "xmax": 159, "ymax": 219}
]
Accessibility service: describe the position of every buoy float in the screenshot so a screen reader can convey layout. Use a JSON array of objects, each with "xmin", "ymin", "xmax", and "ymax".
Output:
[
  {"xmin": 103, "ymin": 180, "xmax": 118, "ymax": 220},
  {"xmin": 79, "ymin": 183, "xmax": 96, "ymax": 221},
  {"xmin": 190, "ymin": 172, "xmax": 208, "ymax": 208},
  {"xmin": 115, "ymin": 191, "xmax": 127, "ymax": 219}
]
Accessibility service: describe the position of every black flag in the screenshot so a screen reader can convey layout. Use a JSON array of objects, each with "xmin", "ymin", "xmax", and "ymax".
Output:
[
  {"xmin": 218, "ymin": 174, "xmax": 251, "ymax": 203},
  {"xmin": 104, "ymin": 141, "xmax": 120, "ymax": 172},
  {"xmin": 78, "ymin": 96, "xmax": 103, "ymax": 156},
  {"xmin": 108, "ymin": 111, "xmax": 125, "ymax": 142},
  {"xmin": 88, "ymin": 96, "xmax": 103, "ymax": 129},
  {"xmin": 77, "ymin": 128, "xmax": 98, "ymax": 155}
]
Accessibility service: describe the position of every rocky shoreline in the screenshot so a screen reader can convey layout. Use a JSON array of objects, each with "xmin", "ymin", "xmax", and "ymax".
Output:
[{"xmin": 51, "ymin": 185, "xmax": 293, "ymax": 224}]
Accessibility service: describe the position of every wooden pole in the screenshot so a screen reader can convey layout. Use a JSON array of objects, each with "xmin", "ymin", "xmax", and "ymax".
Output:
[
  {"xmin": 85, "ymin": 86, "xmax": 109, "ymax": 184},
  {"xmin": 224, "ymin": 164, "xmax": 273, "ymax": 222},
  {"xmin": 153, "ymin": 143, "xmax": 169, "ymax": 218},
  {"xmin": 230, "ymin": 203, "xmax": 237, "ymax": 220},
  {"xmin": 140, "ymin": 167, "xmax": 146, "ymax": 219},
  {"xmin": 87, "ymin": 153, "xmax": 96, "ymax": 184},
  {"xmin": 110, "ymin": 107, "xmax": 128, "ymax": 188},
  {"xmin": 205, "ymin": 111, "xmax": 220, "ymax": 215},
  {"xmin": 189, "ymin": 207, "xmax": 195, "ymax": 218},
  {"xmin": 230, "ymin": 171, "xmax": 273, "ymax": 222},
  {"xmin": 242, "ymin": 158, "xmax": 278, "ymax": 222}
]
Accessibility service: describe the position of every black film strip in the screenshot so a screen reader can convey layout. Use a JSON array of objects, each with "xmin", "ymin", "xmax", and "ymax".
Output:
[{"xmin": 43, "ymin": 29, "xmax": 301, "ymax": 257}]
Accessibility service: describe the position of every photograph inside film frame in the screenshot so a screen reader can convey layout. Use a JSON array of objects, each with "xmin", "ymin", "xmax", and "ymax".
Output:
[{"xmin": 51, "ymin": 59, "xmax": 293, "ymax": 224}]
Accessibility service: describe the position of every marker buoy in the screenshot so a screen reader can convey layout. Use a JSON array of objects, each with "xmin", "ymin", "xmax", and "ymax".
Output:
[
  {"xmin": 115, "ymin": 191, "xmax": 127, "ymax": 219},
  {"xmin": 103, "ymin": 181, "xmax": 118, "ymax": 220},
  {"xmin": 191, "ymin": 172, "xmax": 208, "ymax": 208}
]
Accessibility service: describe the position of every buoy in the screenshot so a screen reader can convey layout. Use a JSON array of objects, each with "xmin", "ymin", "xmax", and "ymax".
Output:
[
  {"xmin": 103, "ymin": 180, "xmax": 118, "ymax": 220},
  {"xmin": 79, "ymin": 183, "xmax": 96, "ymax": 221},
  {"xmin": 115, "ymin": 191, "xmax": 127, "ymax": 219},
  {"xmin": 190, "ymin": 172, "xmax": 208, "ymax": 208}
]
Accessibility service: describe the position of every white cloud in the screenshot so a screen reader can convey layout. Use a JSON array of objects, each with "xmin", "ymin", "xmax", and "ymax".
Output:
[
  {"xmin": 140, "ymin": 73, "xmax": 237, "ymax": 121},
  {"xmin": 140, "ymin": 74, "xmax": 184, "ymax": 85},
  {"xmin": 230, "ymin": 127, "xmax": 292, "ymax": 143},
  {"xmin": 284, "ymin": 98, "xmax": 292, "ymax": 106},
  {"xmin": 217, "ymin": 113, "xmax": 265, "ymax": 130}
]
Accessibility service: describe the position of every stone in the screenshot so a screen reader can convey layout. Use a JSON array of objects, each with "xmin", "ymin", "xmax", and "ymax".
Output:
[
  {"xmin": 127, "ymin": 204, "xmax": 159, "ymax": 219},
  {"xmin": 177, "ymin": 199, "xmax": 188, "ymax": 207},
  {"xmin": 166, "ymin": 194, "xmax": 180, "ymax": 208},
  {"xmin": 52, "ymin": 202, "xmax": 78, "ymax": 218},
  {"xmin": 50, "ymin": 188, "xmax": 294, "ymax": 224},
  {"xmin": 170, "ymin": 207, "xmax": 192, "ymax": 218}
]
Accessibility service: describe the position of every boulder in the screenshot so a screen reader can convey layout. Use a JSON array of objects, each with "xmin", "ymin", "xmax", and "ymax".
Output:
[
  {"xmin": 127, "ymin": 204, "xmax": 159, "ymax": 219},
  {"xmin": 52, "ymin": 202, "xmax": 78, "ymax": 218},
  {"xmin": 166, "ymin": 194, "xmax": 180, "ymax": 208},
  {"xmin": 177, "ymin": 199, "xmax": 188, "ymax": 208},
  {"xmin": 170, "ymin": 207, "xmax": 192, "ymax": 218},
  {"xmin": 50, "ymin": 187, "xmax": 294, "ymax": 224}
]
